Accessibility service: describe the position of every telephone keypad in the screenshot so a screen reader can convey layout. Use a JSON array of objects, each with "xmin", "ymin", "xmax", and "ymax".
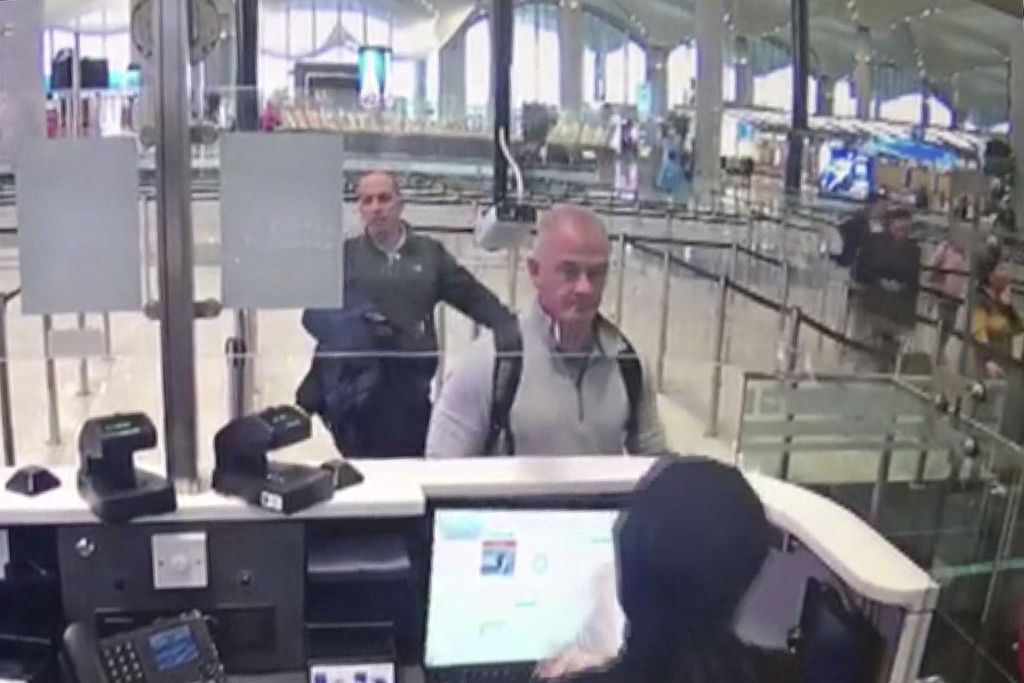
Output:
[{"xmin": 101, "ymin": 641, "xmax": 145, "ymax": 683}]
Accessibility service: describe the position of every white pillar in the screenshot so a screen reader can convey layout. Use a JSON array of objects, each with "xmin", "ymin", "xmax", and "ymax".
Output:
[
  {"xmin": 855, "ymin": 25, "xmax": 872, "ymax": 120},
  {"xmin": 0, "ymin": 0, "xmax": 45, "ymax": 164},
  {"xmin": 950, "ymin": 72, "xmax": 966, "ymax": 130},
  {"xmin": 439, "ymin": 26, "xmax": 467, "ymax": 121},
  {"xmin": 646, "ymin": 46, "xmax": 669, "ymax": 118},
  {"xmin": 1010, "ymin": 33, "xmax": 1024, "ymax": 230},
  {"xmin": 558, "ymin": 1, "xmax": 584, "ymax": 115},
  {"xmin": 694, "ymin": 0, "xmax": 724, "ymax": 191},
  {"xmin": 734, "ymin": 35, "xmax": 753, "ymax": 107}
]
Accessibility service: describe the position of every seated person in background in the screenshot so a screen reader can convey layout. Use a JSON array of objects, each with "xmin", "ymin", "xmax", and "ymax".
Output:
[
  {"xmin": 426, "ymin": 204, "xmax": 666, "ymax": 457},
  {"xmin": 539, "ymin": 457, "xmax": 799, "ymax": 683},
  {"xmin": 297, "ymin": 171, "xmax": 514, "ymax": 458},
  {"xmin": 844, "ymin": 208, "xmax": 922, "ymax": 372}
]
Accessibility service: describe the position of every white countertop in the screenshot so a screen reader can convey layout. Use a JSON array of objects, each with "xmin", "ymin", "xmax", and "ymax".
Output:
[{"xmin": 0, "ymin": 456, "xmax": 938, "ymax": 612}]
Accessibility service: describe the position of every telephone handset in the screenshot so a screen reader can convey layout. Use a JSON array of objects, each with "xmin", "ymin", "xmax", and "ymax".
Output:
[{"xmin": 63, "ymin": 612, "xmax": 226, "ymax": 683}]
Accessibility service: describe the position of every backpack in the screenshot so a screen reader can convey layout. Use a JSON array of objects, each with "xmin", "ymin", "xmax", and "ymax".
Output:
[{"xmin": 483, "ymin": 318, "xmax": 644, "ymax": 455}]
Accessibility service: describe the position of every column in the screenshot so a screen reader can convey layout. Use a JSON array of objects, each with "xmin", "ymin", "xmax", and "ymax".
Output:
[
  {"xmin": 413, "ymin": 59, "xmax": 428, "ymax": 114},
  {"xmin": 816, "ymin": 74, "xmax": 834, "ymax": 116},
  {"xmin": 646, "ymin": 46, "xmax": 669, "ymax": 119},
  {"xmin": 734, "ymin": 35, "xmax": 754, "ymax": 107},
  {"xmin": 0, "ymin": 0, "xmax": 45, "ymax": 164},
  {"xmin": 236, "ymin": 0, "xmax": 259, "ymax": 131},
  {"xmin": 950, "ymin": 73, "xmax": 966, "ymax": 130},
  {"xmin": 558, "ymin": 1, "xmax": 584, "ymax": 114},
  {"xmin": 855, "ymin": 25, "xmax": 872, "ymax": 120},
  {"xmin": 491, "ymin": 0, "xmax": 513, "ymax": 204},
  {"xmin": 694, "ymin": 0, "xmax": 724, "ymax": 191},
  {"xmin": 1010, "ymin": 36, "xmax": 1024, "ymax": 230},
  {"xmin": 438, "ymin": 26, "xmax": 467, "ymax": 122},
  {"xmin": 920, "ymin": 80, "xmax": 931, "ymax": 129},
  {"xmin": 785, "ymin": 0, "xmax": 809, "ymax": 193}
]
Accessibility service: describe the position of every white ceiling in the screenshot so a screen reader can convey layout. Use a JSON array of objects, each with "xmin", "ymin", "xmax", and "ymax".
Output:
[{"xmin": 41, "ymin": 0, "xmax": 1022, "ymax": 122}]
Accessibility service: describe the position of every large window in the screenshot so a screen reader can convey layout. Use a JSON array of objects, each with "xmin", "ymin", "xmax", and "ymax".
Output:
[
  {"xmin": 466, "ymin": 19, "xmax": 491, "ymax": 111},
  {"xmin": 257, "ymin": 0, "xmax": 436, "ymax": 107}
]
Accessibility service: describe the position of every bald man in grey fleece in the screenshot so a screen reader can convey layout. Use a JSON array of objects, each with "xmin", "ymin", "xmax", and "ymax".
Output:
[{"xmin": 426, "ymin": 205, "xmax": 666, "ymax": 457}]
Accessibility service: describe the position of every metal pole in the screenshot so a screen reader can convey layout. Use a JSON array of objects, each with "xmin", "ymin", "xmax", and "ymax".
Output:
[
  {"xmin": 155, "ymin": 0, "xmax": 199, "ymax": 485},
  {"xmin": 655, "ymin": 249, "xmax": 672, "ymax": 391},
  {"xmin": 42, "ymin": 315, "xmax": 61, "ymax": 445},
  {"xmin": 778, "ymin": 259, "xmax": 792, "ymax": 333},
  {"xmin": 707, "ymin": 271, "xmax": 729, "ymax": 436},
  {"xmin": 507, "ymin": 247, "xmax": 520, "ymax": 309},
  {"xmin": 0, "ymin": 298, "xmax": 15, "ymax": 467},
  {"xmin": 436, "ymin": 304, "xmax": 448, "ymax": 393},
  {"xmin": 76, "ymin": 313, "xmax": 89, "ymax": 396},
  {"xmin": 613, "ymin": 232, "xmax": 627, "ymax": 325},
  {"xmin": 102, "ymin": 312, "xmax": 112, "ymax": 360},
  {"xmin": 778, "ymin": 308, "xmax": 801, "ymax": 480}
]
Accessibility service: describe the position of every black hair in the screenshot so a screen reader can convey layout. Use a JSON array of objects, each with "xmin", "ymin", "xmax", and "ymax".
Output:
[{"xmin": 887, "ymin": 207, "xmax": 913, "ymax": 222}]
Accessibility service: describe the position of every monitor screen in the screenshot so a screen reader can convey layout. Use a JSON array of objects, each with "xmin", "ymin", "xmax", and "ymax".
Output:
[
  {"xmin": 425, "ymin": 509, "xmax": 625, "ymax": 668},
  {"xmin": 818, "ymin": 143, "xmax": 874, "ymax": 201},
  {"xmin": 148, "ymin": 624, "xmax": 200, "ymax": 672}
]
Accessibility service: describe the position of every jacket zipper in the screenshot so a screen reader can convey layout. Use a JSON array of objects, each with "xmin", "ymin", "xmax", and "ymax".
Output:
[{"xmin": 575, "ymin": 361, "xmax": 588, "ymax": 422}]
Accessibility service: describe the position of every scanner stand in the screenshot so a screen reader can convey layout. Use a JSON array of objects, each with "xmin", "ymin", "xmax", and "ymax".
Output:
[
  {"xmin": 213, "ymin": 406, "xmax": 335, "ymax": 514},
  {"xmin": 77, "ymin": 413, "xmax": 176, "ymax": 523}
]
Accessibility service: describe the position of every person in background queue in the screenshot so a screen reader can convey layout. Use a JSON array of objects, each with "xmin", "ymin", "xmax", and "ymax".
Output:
[{"xmin": 297, "ymin": 172, "xmax": 515, "ymax": 458}]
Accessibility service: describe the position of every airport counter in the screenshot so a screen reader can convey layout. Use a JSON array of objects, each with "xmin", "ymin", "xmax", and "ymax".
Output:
[{"xmin": 0, "ymin": 457, "xmax": 938, "ymax": 683}]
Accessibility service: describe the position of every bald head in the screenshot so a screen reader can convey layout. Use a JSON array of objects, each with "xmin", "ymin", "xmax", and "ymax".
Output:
[
  {"xmin": 533, "ymin": 205, "xmax": 610, "ymax": 260},
  {"xmin": 358, "ymin": 171, "xmax": 404, "ymax": 247},
  {"xmin": 529, "ymin": 205, "xmax": 611, "ymax": 331}
]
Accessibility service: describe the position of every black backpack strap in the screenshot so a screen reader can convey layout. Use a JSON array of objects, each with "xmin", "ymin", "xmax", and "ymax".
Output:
[
  {"xmin": 598, "ymin": 316, "xmax": 643, "ymax": 445},
  {"xmin": 618, "ymin": 338, "xmax": 643, "ymax": 444},
  {"xmin": 484, "ymin": 322, "xmax": 523, "ymax": 455}
]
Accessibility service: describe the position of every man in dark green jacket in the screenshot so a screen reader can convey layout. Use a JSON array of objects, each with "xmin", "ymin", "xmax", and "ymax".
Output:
[{"xmin": 299, "ymin": 171, "xmax": 514, "ymax": 458}]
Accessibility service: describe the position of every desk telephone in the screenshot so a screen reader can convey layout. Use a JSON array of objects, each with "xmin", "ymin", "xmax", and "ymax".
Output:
[{"xmin": 63, "ymin": 612, "xmax": 226, "ymax": 683}]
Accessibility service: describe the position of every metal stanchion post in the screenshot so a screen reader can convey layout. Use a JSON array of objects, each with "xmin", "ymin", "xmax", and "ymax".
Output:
[
  {"xmin": 102, "ymin": 312, "xmax": 113, "ymax": 360},
  {"xmin": 42, "ymin": 315, "xmax": 61, "ymax": 445},
  {"xmin": 778, "ymin": 260, "xmax": 792, "ymax": 332},
  {"xmin": 436, "ymin": 304, "xmax": 448, "ymax": 393},
  {"xmin": 613, "ymin": 232, "xmax": 627, "ymax": 325},
  {"xmin": 0, "ymin": 298, "xmax": 15, "ymax": 466},
  {"xmin": 507, "ymin": 247, "xmax": 520, "ymax": 309},
  {"xmin": 706, "ymin": 271, "xmax": 729, "ymax": 437},
  {"xmin": 778, "ymin": 308, "xmax": 801, "ymax": 481},
  {"xmin": 76, "ymin": 313, "xmax": 89, "ymax": 396},
  {"xmin": 655, "ymin": 249, "xmax": 672, "ymax": 392}
]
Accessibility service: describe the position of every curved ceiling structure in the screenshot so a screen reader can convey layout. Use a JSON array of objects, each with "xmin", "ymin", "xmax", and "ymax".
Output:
[{"xmin": 42, "ymin": 0, "xmax": 1021, "ymax": 123}]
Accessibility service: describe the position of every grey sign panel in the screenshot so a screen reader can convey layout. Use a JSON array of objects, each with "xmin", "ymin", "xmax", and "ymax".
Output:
[
  {"xmin": 220, "ymin": 132, "xmax": 345, "ymax": 310},
  {"xmin": 17, "ymin": 137, "xmax": 142, "ymax": 314}
]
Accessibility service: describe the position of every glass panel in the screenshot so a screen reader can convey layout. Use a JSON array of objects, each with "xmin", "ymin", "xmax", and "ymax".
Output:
[{"xmin": 0, "ymin": 0, "xmax": 162, "ymax": 469}]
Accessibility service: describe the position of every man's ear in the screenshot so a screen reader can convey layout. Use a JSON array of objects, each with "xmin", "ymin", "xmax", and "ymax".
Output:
[{"xmin": 527, "ymin": 257, "xmax": 541, "ymax": 280}]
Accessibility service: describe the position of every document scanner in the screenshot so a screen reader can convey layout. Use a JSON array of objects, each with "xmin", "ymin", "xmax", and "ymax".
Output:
[
  {"xmin": 77, "ymin": 413, "xmax": 176, "ymax": 522},
  {"xmin": 212, "ymin": 406, "xmax": 335, "ymax": 514}
]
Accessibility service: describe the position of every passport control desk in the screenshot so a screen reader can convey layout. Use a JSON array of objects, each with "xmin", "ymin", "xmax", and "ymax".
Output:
[{"xmin": 0, "ymin": 457, "xmax": 938, "ymax": 683}]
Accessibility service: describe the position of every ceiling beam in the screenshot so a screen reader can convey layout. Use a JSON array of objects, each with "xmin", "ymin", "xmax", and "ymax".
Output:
[{"xmin": 969, "ymin": 0, "xmax": 1020, "ymax": 17}]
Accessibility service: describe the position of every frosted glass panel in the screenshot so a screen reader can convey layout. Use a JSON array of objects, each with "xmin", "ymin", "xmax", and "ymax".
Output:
[
  {"xmin": 17, "ymin": 137, "xmax": 142, "ymax": 314},
  {"xmin": 220, "ymin": 133, "xmax": 345, "ymax": 309}
]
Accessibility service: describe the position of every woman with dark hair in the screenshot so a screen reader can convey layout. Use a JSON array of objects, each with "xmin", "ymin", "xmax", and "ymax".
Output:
[{"xmin": 540, "ymin": 457, "xmax": 798, "ymax": 683}]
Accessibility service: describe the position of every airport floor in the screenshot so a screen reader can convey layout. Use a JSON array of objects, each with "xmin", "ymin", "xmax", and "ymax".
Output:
[{"xmin": 0, "ymin": 201, "xmax": 955, "ymax": 484}]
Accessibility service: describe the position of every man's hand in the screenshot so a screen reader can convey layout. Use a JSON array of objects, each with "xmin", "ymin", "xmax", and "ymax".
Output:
[
  {"xmin": 879, "ymin": 279, "xmax": 904, "ymax": 293},
  {"xmin": 535, "ymin": 650, "xmax": 611, "ymax": 679}
]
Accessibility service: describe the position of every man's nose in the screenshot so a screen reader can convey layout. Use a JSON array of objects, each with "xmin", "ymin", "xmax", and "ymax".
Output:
[{"xmin": 573, "ymin": 274, "xmax": 594, "ymax": 296}]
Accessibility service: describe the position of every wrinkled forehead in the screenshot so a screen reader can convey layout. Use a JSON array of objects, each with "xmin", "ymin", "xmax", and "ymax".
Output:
[
  {"xmin": 357, "ymin": 174, "xmax": 398, "ymax": 199},
  {"xmin": 536, "ymin": 220, "xmax": 610, "ymax": 266}
]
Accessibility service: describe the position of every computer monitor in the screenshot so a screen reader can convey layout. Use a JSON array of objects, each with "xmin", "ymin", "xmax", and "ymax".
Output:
[{"xmin": 424, "ymin": 508, "xmax": 625, "ymax": 669}]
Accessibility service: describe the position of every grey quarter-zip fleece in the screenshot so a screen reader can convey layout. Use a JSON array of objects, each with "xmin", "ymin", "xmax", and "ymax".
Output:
[{"xmin": 425, "ymin": 300, "xmax": 667, "ymax": 457}]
